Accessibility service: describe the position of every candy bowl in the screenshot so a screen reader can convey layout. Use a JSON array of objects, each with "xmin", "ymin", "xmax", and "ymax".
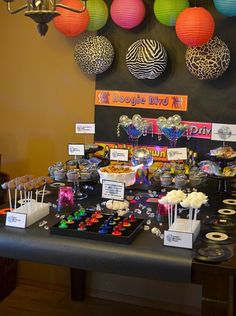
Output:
[{"xmin": 98, "ymin": 165, "xmax": 138, "ymax": 187}]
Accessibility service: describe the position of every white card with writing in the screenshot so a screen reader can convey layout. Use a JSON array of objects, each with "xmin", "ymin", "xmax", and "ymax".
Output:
[
  {"xmin": 167, "ymin": 147, "xmax": 187, "ymax": 161},
  {"xmin": 110, "ymin": 148, "xmax": 129, "ymax": 162},
  {"xmin": 5, "ymin": 212, "xmax": 27, "ymax": 229},
  {"xmin": 75, "ymin": 123, "xmax": 95, "ymax": 134},
  {"xmin": 68, "ymin": 143, "xmax": 85, "ymax": 156},
  {"xmin": 211, "ymin": 123, "xmax": 236, "ymax": 142},
  {"xmin": 164, "ymin": 230, "xmax": 193, "ymax": 249},
  {"xmin": 102, "ymin": 180, "xmax": 125, "ymax": 201}
]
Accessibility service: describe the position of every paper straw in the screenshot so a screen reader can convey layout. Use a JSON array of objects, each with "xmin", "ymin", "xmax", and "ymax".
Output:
[{"xmin": 8, "ymin": 189, "xmax": 12, "ymax": 210}]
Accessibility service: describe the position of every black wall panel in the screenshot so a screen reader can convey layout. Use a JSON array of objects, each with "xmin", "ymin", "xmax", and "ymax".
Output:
[{"xmin": 95, "ymin": 0, "xmax": 236, "ymax": 156}]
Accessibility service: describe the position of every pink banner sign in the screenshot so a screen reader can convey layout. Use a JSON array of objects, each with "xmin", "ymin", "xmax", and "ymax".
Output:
[{"xmin": 146, "ymin": 119, "xmax": 212, "ymax": 140}]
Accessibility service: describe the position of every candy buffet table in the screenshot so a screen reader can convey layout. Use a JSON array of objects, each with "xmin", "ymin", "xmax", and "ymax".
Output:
[{"xmin": 0, "ymin": 183, "xmax": 236, "ymax": 316}]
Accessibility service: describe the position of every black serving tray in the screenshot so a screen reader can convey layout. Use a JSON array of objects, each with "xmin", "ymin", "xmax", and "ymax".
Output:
[{"xmin": 50, "ymin": 211, "xmax": 144, "ymax": 244}]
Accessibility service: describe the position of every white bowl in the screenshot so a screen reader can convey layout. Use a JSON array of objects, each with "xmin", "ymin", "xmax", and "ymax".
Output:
[{"xmin": 98, "ymin": 165, "xmax": 137, "ymax": 187}]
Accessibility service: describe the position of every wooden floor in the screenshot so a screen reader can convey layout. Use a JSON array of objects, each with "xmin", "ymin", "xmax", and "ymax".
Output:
[{"xmin": 0, "ymin": 284, "xmax": 192, "ymax": 316}]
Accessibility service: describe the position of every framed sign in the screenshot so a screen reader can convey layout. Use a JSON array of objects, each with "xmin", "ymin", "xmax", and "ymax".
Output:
[{"xmin": 102, "ymin": 180, "xmax": 125, "ymax": 201}]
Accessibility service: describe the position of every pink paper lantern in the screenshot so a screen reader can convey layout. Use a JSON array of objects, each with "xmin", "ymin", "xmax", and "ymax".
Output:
[{"xmin": 110, "ymin": 0, "xmax": 146, "ymax": 29}]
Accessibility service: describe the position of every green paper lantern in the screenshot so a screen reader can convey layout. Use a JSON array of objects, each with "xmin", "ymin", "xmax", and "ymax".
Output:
[
  {"xmin": 153, "ymin": 0, "xmax": 189, "ymax": 26},
  {"xmin": 86, "ymin": 0, "xmax": 109, "ymax": 31}
]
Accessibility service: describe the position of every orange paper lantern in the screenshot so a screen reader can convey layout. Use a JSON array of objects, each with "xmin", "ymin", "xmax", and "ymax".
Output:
[
  {"xmin": 53, "ymin": 0, "xmax": 89, "ymax": 37},
  {"xmin": 175, "ymin": 7, "xmax": 215, "ymax": 47}
]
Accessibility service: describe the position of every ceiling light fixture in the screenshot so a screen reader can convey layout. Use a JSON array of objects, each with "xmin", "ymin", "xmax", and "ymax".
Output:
[{"xmin": 3, "ymin": 0, "xmax": 88, "ymax": 36}]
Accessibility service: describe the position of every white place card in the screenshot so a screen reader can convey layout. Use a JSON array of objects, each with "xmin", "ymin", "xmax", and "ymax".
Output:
[
  {"xmin": 167, "ymin": 147, "xmax": 187, "ymax": 161},
  {"xmin": 110, "ymin": 148, "xmax": 129, "ymax": 162},
  {"xmin": 164, "ymin": 230, "xmax": 193, "ymax": 249},
  {"xmin": 211, "ymin": 123, "xmax": 236, "ymax": 142},
  {"xmin": 5, "ymin": 211, "xmax": 27, "ymax": 229},
  {"xmin": 102, "ymin": 180, "xmax": 125, "ymax": 201},
  {"xmin": 68, "ymin": 143, "xmax": 85, "ymax": 156},
  {"xmin": 75, "ymin": 123, "xmax": 95, "ymax": 134}
]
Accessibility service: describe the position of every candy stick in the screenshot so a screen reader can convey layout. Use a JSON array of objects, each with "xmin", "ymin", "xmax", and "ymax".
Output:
[
  {"xmin": 193, "ymin": 208, "xmax": 198, "ymax": 222},
  {"xmin": 41, "ymin": 184, "xmax": 46, "ymax": 205},
  {"xmin": 8, "ymin": 188, "xmax": 12, "ymax": 210},
  {"xmin": 170, "ymin": 204, "xmax": 173, "ymax": 226}
]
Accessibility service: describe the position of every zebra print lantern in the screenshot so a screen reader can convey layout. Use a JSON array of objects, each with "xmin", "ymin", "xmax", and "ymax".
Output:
[
  {"xmin": 185, "ymin": 37, "xmax": 230, "ymax": 80},
  {"xmin": 126, "ymin": 39, "xmax": 167, "ymax": 79},
  {"xmin": 74, "ymin": 35, "xmax": 114, "ymax": 75}
]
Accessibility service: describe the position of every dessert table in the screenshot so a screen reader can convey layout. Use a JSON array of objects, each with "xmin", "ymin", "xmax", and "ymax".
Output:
[{"xmin": 0, "ymin": 182, "xmax": 236, "ymax": 316}]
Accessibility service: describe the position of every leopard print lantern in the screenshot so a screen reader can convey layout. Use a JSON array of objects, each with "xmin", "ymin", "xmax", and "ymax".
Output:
[
  {"xmin": 74, "ymin": 35, "xmax": 114, "ymax": 75},
  {"xmin": 185, "ymin": 37, "xmax": 230, "ymax": 80}
]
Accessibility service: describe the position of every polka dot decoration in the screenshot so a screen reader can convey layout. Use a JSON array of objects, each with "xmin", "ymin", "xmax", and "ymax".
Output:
[
  {"xmin": 126, "ymin": 39, "xmax": 167, "ymax": 80},
  {"xmin": 185, "ymin": 37, "xmax": 231, "ymax": 80},
  {"xmin": 53, "ymin": 0, "xmax": 89, "ymax": 36},
  {"xmin": 110, "ymin": 0, "xmax": 146, "ymax": 29},
  {"xmin": 176, "ymin": 7, "xmax": 215, "ymax": 46},
  {"xmin": 153, "ymin": 0, "xmax": 189, "ymax": 27},
  {"xmin": 86, "ymin": 0, "xmax": 108, "ymax": 31},
  {"xmin": 213, "ymin": 0, "xmax": 236, "ymax": 17},
  {"xmin": 74, "ymin": 35, "xmax": 114, "ymax": 75}
]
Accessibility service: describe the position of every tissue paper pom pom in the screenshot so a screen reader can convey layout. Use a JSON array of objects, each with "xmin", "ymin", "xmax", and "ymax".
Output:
[
  {"xmin": 74, "ymin": 35, "xmax": 114, "ymax": 75},
  {"xmin": 126, "ymin": 39, "xmax": 167, "ymax": 79},
  {"xmin": 186, "ymin": 37, "xmax": 230, "ymax": 80}
]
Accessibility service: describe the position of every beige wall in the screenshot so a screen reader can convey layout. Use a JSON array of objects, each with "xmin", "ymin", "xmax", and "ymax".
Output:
[
  {"xmin": 0, "ymin": 7, "xmax": 201, "ymax": 313},
  {"xmin": 0, "ymin": 3, "xmax": 95, "ymax": 177}
]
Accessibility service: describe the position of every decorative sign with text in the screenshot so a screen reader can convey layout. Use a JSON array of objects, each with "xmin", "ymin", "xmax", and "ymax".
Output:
[
  {"xmin": 75, "ymin": 123, "xmax": 95, "ymax": 134},
  {"xmin": 147, "ymin": 118, "xmax": 212, "ymax": 140},
  {"xmin": 102, "ymin": 180, "xmax": 125, "ymax": 201},
  {"xmin": 211, "ymin": 123, "xmax": 236, "ymax": 142},
  {"xmin": 95, "ymin": 90, "xmax": 188, "ymax": 111},
  {"xmin": 95, "ymin": 142, "xmax": 168, "ymax": 162}
]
